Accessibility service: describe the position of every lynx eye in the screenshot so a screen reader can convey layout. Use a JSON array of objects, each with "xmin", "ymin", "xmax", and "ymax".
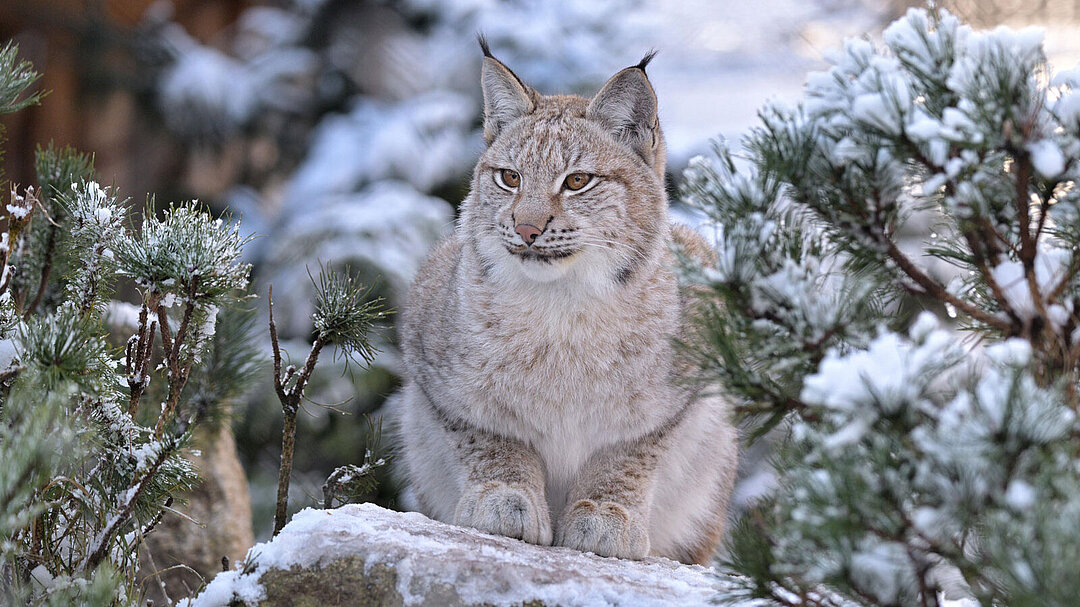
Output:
[
  {"xmin": 496, "ymin": 168, "xmax": 520, "ymax": 190},
  {"xmin": 564, "ymin": 173, "xmax": 592, "ymax": 191}
]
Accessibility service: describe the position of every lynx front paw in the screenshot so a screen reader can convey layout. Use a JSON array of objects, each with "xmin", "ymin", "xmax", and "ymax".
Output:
[
  {"xmin": 454, "ymin": 481, "xmax": 552, "ymax": 545},
  {"xmin": 555, "ymin": 499, "xmax": 649, "ymax": 560}
]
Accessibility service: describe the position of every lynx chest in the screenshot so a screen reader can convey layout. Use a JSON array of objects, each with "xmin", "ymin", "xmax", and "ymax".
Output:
[{"xmin": 448, "ymin": 283, "xmax": 680, "ymax": 477}]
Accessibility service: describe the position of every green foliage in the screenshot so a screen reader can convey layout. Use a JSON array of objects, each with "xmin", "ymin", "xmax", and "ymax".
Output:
[
  {"xmin": 181, "ymin": 304, "xmax": 266, "ymax": 429},
  {"xmin": 0, "ymin": 39, "xmax": 263, "ymax": 606},
  {"xmin": 17, "ymin": 309, "xmax": 113, "ymax": 395},
  {"xmin": 684, "ymin": 8, "xmax": 1080, "ymax": 607},
  {"xmin": 0, "ymin": 41, "xmax": 44, "ymax": 115},
  {"xmin": 35, "ymin": 143, "xmax": 95, "ymax": 201},
  {"xmin": 11, "ymin": 145, "xmax": 98, "ymax": 314},
  {"xmin": 114, "ymin": 202, "xmax": 252, "ymax": 304},
  {"xmin": 310, "ymin": 265, "xmax": 388, "ymax": 366},
  {"xmin": 54, "ymin": 181, "xmax": 128, "ymax": 314}
]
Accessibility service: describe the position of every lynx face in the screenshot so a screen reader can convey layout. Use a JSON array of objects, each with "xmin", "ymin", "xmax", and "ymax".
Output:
[{"xmin": 461, "ymin": 47, "xmax": 668, "ymax": 286}]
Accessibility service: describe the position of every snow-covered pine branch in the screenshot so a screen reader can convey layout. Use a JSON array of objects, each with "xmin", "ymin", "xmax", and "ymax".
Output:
[{"xmin": 684, "ymin": 8, "xmax": 1080, "ymax": 607}]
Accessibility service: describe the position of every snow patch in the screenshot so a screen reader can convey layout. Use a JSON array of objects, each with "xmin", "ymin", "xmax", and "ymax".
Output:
[{"xmin": 185, "ymin": 503, "xmax": 735, "ymax": 607}]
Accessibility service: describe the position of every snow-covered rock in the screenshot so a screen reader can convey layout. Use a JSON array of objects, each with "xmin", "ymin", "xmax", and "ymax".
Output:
[{"xmin": 184, "ymin": 503, "xmax": 740, "ymax": 607}]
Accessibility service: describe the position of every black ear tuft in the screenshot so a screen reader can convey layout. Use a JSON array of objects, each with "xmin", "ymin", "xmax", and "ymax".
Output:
[
  {"xmin": 635, "ymin": 50, "xmax": 658, "ymax": 74},
  {"xmin": 478, "ymin": 33, "xmax": 492, "ymax": 58}
]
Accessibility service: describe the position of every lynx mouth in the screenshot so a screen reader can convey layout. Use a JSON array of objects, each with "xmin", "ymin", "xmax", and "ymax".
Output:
[{"xmin": 505, "ymin": 246, "xmax": 579, "ymax": 263}]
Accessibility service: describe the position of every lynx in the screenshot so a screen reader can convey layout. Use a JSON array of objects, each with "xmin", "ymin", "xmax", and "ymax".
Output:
[{"xmin": 394, "ymin": 40, "xmax": 737, "ymax": 565}]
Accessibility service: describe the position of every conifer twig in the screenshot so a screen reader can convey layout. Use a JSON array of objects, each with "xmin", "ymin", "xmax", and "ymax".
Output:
[
  {"xmin": 81, "ymin": 439, "xmax": 173, "ymax": 571},
  {"xmin": 2, "ymin": 185, "xmax": 37, "ymax": 302},
  {"xmin": 154, "ymin": 278, "xmax": 201, "ymax": 438},
  {"xmin": 127, "ymin": 294, "xmax": 159, "ymax": 417},
  {"xmin": 1010, "ymin": 152, "xmax": 1050, "ymax": 333},
  {"xmin": 266, "ymin": 285, "xmax": 326, "ymax": 533},
  {"xmin": 268, "ymin": 285, "xmax": 329, "ymax": 535}
]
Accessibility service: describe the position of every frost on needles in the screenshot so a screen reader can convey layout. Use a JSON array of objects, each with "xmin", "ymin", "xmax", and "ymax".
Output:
[{"xmin": 681, "ymin": 8, "xmax": 1080, "ymax": 607}]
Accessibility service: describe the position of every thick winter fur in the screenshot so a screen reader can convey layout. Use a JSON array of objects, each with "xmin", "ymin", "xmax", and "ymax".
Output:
[{"xmin": 393, "ymin": 46, "xmax": 737, "ymax": 565}]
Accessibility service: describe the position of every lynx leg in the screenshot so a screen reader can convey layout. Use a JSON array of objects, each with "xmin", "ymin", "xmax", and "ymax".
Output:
[
  {"xmin": 554, "ymin": 437, "xmax": 662, "ymax": 560},
  {"xmin": 452, "ymin": 426, "xmax": 553, "ymax": 545},
  {"xmin": 398, "ymin": 385, "xmax": 552, "ymax": 544}
]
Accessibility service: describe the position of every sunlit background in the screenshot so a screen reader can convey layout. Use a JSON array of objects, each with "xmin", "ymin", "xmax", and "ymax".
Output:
[{"xmin": 2, "ymin": 0, "xmax": 1079, "ymax": 567}]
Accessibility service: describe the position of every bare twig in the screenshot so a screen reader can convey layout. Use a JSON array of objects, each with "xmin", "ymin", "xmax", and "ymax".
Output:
[
  {"xmin": 269, "ymin": 285, "xmax": 286, "ymax": 405},
  {"xmin": 153, "ymin": 279, "xmax": 201, "ymax": 438},
  {"xmin": 269, "ymin": 285, "xmax": 329, "ymax": 535},
  {"xmin": 2, "ymin": 185, "xmax": 38, "ymax": 303},
  {"xmin": 127, "ymin": 294, "xmax": 160, "ymax": 417}
]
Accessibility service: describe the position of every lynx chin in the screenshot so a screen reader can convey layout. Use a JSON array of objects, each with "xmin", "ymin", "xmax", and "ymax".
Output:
[{"xmin": 393, "ymin": 39, "xmax": 737, "ymax": 565}]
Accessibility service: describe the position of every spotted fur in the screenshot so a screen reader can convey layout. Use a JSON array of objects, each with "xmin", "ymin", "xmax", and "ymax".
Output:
[{"xmin": 392, "ymin": 46, "xmax": 737, "ymax": 565}]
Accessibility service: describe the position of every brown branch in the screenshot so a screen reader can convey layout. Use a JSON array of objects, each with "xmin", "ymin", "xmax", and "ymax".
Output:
[
  {"xmin": 273, "ymin": 402, "xmax": 299, "ymax": 537},
  {"xmin": 884, "ymin": 238, "xmax": 1012, "ymax": 331},
  {"xmin": 269, "ymin": 284, "xmax": 329, "ymax": 535},
  {"xmin": 127, "ymin": 295, "xmax": 159, "ymax": 417},
  {"xmin": 269, "ymin": 285, "xmax": 286, "ymax": 404},
  {"xmin": 154, "ymin": 278, "xmax": 202, "ymax": 438},
  {"xmin": 156, "ymin": 304, "xmax": 173, "ymax": 356},
  {"xmin": 960, "ymin": 227, "xmax": 1022, "ymax": 330},
  {"xmin": 1047, "ymin": 254, "xmax": 1080, "ymax": 307},
  {"xmin": 1011, "ymin": 152, "xmax": 1049, "ymax": 330}
]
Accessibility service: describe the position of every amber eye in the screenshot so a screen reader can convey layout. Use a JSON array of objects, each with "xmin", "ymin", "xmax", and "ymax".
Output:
[
  {"xmin": 564, "ymin": 173, "xmax": 592, "ymax": 191},
  {"xmin": 499, "ymin": 168, "xmax": 521, "ymax": 188}
]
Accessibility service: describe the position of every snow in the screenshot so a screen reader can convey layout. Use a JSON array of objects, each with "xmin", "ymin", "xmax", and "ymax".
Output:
[
  {"xmin": 802, "ymin": 313, "xmax": 955, "ymax": 416},
  {"xmin": 989, "ymin": 246, "xmax": 1072, "ymax": 320},
  {"xmin": 1027, "ymin": 139, "xmax": 1066, "ymax": 177},
  {"xmin": 5, "ymin": 203, "xmax": 28, "ymax": 219},
  {"xmin": 850, "ymin": 541, "xmax": 910, "ymax": 604},
  {"xmin": 104, "ymin": 300, "xmax": 142, "ymax": 331},
  {"xmin": 286, "ymin": 92, "xmax": 477, "ymax": 199},
  {"xmin": 263, "ymin": 181, "xmax": 453, "ymax": 338},
  {"xmin": 185, "ymin": 503, "xmax": 738, "ymax": 607},
  {"xmin": 1005, "ymin": 479, "xmax": 1037, "ymax": 510}
]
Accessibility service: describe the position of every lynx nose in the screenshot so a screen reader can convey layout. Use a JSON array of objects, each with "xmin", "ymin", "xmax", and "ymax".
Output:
[{"xmin": 515, "ymin": 223, "xmax": 542, "ymax": 245}]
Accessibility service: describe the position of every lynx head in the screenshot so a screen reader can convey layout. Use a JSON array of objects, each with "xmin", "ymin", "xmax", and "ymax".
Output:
[{"xmin": 461, "ymin": 38, "xmax": 668, "ymax": 288}]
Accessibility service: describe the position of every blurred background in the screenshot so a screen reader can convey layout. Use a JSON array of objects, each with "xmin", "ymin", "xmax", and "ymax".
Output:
[{"xmin": 3, "ymin": 0, "xmax": 1080, "ymax": 550}]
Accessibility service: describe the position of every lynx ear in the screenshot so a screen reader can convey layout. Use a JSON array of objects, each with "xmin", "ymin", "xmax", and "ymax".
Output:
[
  {"xmin": 479, "ymin": 36, "xmax": 536, "ymax": 144},
  {"xmin": 586, "ymin": 52, "xmax": 661, "ymax": 165}
]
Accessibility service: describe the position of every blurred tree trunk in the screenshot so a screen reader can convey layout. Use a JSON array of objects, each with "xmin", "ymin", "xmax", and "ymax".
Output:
[
  {"xmin": 140, "ymin": 421, "xmax": 254, "ymax": 604},
  {"xmin": 0, "ymin": 0, "xmax": 249, "ymax": 192}
]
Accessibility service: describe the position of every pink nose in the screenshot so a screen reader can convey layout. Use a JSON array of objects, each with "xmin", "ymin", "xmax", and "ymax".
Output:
[{"xmin": 515, "ymin": 223, "xmax": 542, "ymax": 245}]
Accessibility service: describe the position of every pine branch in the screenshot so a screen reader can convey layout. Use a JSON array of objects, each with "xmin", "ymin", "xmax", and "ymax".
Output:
[
  {"xmin": 0, "ymin": 41, "xmax": 45, "ymax": 115},
  {"xmin": 960, "ymin": 226, "xmax": 1022, "ymax": 329},
  {"xmin": 79, "ymin": 438, "xmax": 175, "ymax": 572}
]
